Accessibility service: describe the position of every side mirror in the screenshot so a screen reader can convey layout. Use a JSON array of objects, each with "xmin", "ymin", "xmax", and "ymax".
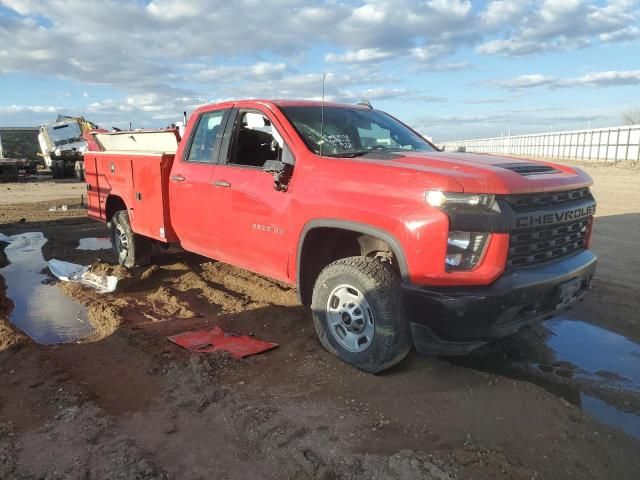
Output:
[{"xmin": 263, "ymin": 160, "xmax": 294, "ymax": 192}]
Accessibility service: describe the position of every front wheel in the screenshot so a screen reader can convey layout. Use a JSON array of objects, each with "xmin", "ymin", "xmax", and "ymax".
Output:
[
  {"xmin": 311, "ymin": 257, "xmax": 411, "ymax": 373},
  {"xmin": 111, "ymin": 210, "xmax": 151, "ymax": 267}
]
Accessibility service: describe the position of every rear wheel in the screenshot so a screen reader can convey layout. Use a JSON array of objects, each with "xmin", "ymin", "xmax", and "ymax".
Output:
[
  {"xmin": 111, "ymin": 210, "xmax": 151, "ymax": 267},
  {"xmin": 311, "ymin": 256, "xmax": 411, "ymax": 373}
]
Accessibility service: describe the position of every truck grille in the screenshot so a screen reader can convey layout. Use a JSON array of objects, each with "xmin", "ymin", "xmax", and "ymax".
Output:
[
  {"xmin": 507, "ymin": 218, "xmax": 590, "ymax": 268},
  {"xmin": 505, "ymin": 187, "xmax": 592, "ymax": 211}
]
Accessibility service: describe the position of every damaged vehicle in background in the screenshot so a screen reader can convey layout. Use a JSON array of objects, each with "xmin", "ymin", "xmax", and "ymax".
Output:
[
  {"xmin": 38, "ymin": 115, "xmax": 102, "ymax": 180},
  {"xmin": 84, "ymin": 99, "xmax": 597, "ymax": 373}
]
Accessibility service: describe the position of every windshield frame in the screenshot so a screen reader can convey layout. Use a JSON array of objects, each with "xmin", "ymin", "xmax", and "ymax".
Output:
[{"xmin": 279, "ymin": 105, "xmax": 437, "ymax": 158}]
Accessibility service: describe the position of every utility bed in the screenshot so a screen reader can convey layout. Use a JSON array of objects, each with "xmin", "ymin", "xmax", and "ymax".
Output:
[{"xmin": 85, "ymin": 130, "xmax": 181, "ymax": 242}]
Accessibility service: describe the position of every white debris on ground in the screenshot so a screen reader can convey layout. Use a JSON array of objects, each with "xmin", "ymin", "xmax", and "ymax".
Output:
[
  {"xmin": 47, "ymin": 259, "xmax": 118, "ymax": 293},
  {"xmin": 1, "ymin": 232, "xmax": 117, "ymax": 293},
  {"xmin": 48, "ymin": 205, "xmax": 68, "ymax": 212},
  {"xmin": 0, "ymin": 231, "xmax": 46, "ymax": 251}
]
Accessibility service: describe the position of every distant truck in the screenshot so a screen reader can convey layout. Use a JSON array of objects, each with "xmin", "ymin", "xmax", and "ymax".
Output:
[
  {"xmin": 0, "ymin": 127, "xmax": 39, "ymax": 182},
  {"xmin": 38, "ymin": 115, "xmax": 102, "ymax": 179},
  {"xmin": 85, "ymin": 99, "xmax": 597, "ymax": 373}
]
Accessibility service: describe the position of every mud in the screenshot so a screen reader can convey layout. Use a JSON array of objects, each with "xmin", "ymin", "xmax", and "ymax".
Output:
[{"xmin": 1, "ymin": 168, "xmax": 640, "ymax": 479}]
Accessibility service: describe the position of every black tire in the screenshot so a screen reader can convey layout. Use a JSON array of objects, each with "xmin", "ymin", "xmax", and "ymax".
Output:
[
  {"xmin": 50, "ymin": 162, "xmax": 59, "ymax": 179},
  {"xmin": 111, "ymin": 210, "xmax": 151, "ymax": 267},
  {"xmin": 52, "ymin": 160, "xmax": 65, "ymax": 179},
  {"xmin": 311, "ymin": 256, "xmax": 411, "ymax": 373}
]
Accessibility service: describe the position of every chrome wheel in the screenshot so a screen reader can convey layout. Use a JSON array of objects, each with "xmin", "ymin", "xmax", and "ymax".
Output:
[
  {"xmin": 115, "ymin": 223, "xmax": 129, "ymax": 262},
  {"xmin": 325, "ymin": 284, "xmax": 375, "ymax": 352}
]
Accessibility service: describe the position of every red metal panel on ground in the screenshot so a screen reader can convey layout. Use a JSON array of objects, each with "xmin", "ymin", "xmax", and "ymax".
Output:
[{"xmin": 167, "ymin": 327, "xmax": 278, "ymax": 358}]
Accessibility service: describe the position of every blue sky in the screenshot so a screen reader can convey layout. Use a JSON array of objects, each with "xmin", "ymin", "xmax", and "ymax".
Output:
[{"xmin": 0, "ymin": 0, "xmax": 638, "ymax": 141}]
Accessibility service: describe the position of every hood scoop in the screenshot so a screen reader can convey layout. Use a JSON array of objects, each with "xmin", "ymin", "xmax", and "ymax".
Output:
[{"xmin": 496, "ymin": 162, "xmax": 560, "ymax": 176}]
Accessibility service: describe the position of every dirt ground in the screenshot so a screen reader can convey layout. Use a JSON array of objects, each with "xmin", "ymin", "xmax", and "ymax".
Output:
[{"xmin": 1, "ymin": 164, "xmax": 640, "ymax": 479}]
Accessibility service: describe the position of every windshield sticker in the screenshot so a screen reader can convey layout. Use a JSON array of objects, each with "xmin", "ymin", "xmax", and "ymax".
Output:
[{"xmin": 325, "ymin": 134, "xmax": 353, "ymax": 150}]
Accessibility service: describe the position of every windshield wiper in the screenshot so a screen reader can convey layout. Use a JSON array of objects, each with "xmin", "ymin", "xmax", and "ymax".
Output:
[{"xmin": 323, "ymin": 150, "xmax": 373, "ymax": 158}]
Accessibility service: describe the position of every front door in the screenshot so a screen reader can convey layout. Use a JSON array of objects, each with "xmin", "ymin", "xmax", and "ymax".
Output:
[
  {"xmin": 168, "ymin": 108, "xmax": 229, "ymax": 257},
  {"xmin": 212, "ymin": 108, "xmax": 294, "ymax": 282}
]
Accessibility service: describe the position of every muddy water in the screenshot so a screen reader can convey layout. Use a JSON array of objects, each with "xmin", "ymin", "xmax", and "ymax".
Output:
[
  {"xmin": 582, "ymin": 394, "xmax": 640, "ymax": 440},
  {"xmin": 0, "ymin": 232, "xmax": 94, "ymax": 344},
  {"xmin": 451, "ymin": 316, "xmax": 640, "ymax": 439},
  {"xmin": 546, "ymin": 319, "xmax": 640, "ymax": 390},
  {"xmin": 77, "ymin": 237, "xmax": 112, "ymax": 251}
]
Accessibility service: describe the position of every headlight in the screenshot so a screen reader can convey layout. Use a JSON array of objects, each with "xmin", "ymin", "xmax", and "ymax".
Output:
[
  {"xmin": 445, "ymin": 231, "xmax": 489, "ymax": 271},
  {"xmin": 426, "ymin": 191, "xmax": 500, "ymax": 213}
]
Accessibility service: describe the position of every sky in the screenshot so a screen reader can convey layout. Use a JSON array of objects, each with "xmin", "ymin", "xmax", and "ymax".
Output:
[{"xmin": 0, "ymin": 0, "xmax": 639, "ymax": 141}]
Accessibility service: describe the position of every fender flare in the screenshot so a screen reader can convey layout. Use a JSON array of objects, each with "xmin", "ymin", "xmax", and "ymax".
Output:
[{"xmin": 296, "ymin": 219, "xmax": 409, "ymax": 301}]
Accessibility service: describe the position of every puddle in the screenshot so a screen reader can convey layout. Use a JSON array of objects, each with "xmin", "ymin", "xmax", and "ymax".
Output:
[
  {"xmin": 0, "ymin": 232, "xmax": 94, "ymax": 344},
  {"xmin": 78, "ymin": 237, "xmax": 112, "ymax": 251},
  {"xmin": 581, "ymin": 394, "xmax": 640, "ymax": 440},
  {"xmin": 545, "ymin": 319, "xmax": 640, "ymax": 391},
  {"xmin": 449, "ymin": 315, "xmax": 640, "ymax": 440}
]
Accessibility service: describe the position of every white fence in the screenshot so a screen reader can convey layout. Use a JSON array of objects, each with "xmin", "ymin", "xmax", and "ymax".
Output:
[{"xmin": 441, "ymin": 124, "xmax": 640, "ymax": 162}]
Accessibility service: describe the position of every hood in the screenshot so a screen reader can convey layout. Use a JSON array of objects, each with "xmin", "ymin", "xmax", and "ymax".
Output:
[{"xmin": 339, "ymin": 150, "xmax": 592, "ymax": 195}]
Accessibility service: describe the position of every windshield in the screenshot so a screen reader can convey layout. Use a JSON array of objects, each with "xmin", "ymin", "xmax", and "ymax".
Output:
[
  {"xmin": 280, "ymin": 106, "xmax": 435, "ymax": 157},
  {"xmin": 46, "ymin": 122, "xmax": 83, "ymax": 146}
]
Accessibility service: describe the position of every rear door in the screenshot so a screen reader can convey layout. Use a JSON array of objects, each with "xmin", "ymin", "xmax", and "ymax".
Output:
[
  {"xmin": 210, "ymin": 107, "xmax": 294, "ymax": 282},
  {"xmin": 168, "ymin": 108, "xmax": 230, "ymax": 256}
]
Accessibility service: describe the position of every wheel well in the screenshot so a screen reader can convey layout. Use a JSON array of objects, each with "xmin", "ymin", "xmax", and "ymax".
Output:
[
  {"xmin": 105, "ymin": 195, "xmax": 127, "ymax": 222},
  {"xmin": 297, "ymin": 227, "xmax": 400, "ymax": 305}
]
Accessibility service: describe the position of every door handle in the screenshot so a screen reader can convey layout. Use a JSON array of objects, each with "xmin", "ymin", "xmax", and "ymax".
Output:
[
  {"xmin": 171, "ymin": 175, "xmax": 185, "ymax": 182},
  {"xmin": 214, "ymin": 180, "xmax": 231, "ymax": 188}
]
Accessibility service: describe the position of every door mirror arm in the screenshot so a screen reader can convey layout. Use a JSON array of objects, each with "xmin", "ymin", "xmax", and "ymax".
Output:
[{"xmin": 263, "ymin": 160, "xmax": 293, "ymax": 192}]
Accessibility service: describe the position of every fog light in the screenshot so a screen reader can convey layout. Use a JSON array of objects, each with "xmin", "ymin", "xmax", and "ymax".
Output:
[{"xmin": 446, "ymin": 231, "xmax": 489, "ymax": 271}]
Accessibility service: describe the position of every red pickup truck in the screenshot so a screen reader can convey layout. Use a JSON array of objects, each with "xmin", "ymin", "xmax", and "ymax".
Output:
[{"xmin": 85, "ymin": 99, "xmax": 597, "ymax": 372}]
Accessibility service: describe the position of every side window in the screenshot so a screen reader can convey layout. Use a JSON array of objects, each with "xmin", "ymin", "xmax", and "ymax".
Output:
[
  {"xmin": 186, "ymin": 110, "xmax": 226, "ymax": 163},
  {"xmin": 229, "ymin": 111, "xmax": 286, "ymax": 167}
]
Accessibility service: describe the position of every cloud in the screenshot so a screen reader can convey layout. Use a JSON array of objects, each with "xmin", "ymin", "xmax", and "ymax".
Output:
[
  {"xmin": 480, "ymin": 0, "xmax": 532, "ymax": 29},
  {"xmin": 477, "ymin": 0, "xmax": 640, "ymax": 56},
  {"xmin": 491, "ymin": 70, "xmax": 640, "ymax": 89},
  {"xmin": 491, "ymin": 74, "xmax": 557, "ymax": 89},
  {"xmin": 410, "ymin": 44, "xmax": 453, "ymax": 62},
  {"xmin": 325, "ymin": 48, "xmax": 394, "ymax": 64},
  {"xmin": 0, "ymin": 0, "xmax": 637, "ymax": 128},
  {"xmin": 0, "ymin": 105, "xmax": 58, "ymax": 114},
  {"xmin": 567, "ymin": 70, "xmax": 640, "ymax": 86},
  {"xmin": 193, "ymin": 62, "xmax": 287, "ymax": 83}
]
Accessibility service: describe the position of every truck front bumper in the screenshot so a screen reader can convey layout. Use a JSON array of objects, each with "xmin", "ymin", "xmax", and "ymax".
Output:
[{"xmin": 403, "ymin": 250, "xmax": 597, "ymax": 355}]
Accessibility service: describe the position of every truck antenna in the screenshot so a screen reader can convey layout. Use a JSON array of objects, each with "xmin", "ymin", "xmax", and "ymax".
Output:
[{"xmin": 320, "ymin": 73, "xmax": 326, "ymax": 156}]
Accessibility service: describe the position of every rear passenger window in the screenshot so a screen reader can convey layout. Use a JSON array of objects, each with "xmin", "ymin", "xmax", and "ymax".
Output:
[{"xmin": 186, "ymin": 110, "xmax": 226, "ymax": 163}]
